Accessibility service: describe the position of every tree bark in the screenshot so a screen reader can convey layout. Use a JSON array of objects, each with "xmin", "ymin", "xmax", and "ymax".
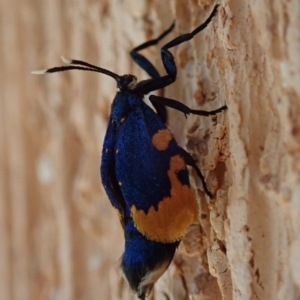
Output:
[{"xmin": 1, "ymin": 0, "xmax": 300, "ymax": 299}]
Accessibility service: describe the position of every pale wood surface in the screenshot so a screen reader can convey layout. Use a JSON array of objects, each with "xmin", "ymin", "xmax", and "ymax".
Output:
[{"xmin": 1, "ymin": 0, "xmax": 300, "ymax": 299}]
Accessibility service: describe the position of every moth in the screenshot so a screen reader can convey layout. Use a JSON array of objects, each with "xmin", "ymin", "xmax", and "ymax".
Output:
[{"xmin": 33, "ymin": 4, "xmax": 226, "ymax": 299}]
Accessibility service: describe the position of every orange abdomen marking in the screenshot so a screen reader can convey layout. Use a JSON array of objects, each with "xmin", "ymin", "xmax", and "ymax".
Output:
[{"xmin": 130, "ymin": 155, "xmax": 199, "ymax": 243}]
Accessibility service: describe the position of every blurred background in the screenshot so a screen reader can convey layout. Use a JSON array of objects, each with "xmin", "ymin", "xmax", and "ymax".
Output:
[
  {"xmin": 0, "ymin": 1, "xmax": 193, "ymax": 299},
  {"xmin": 1, "ymin": 0, "xmax": 129, "ymax": 299},
  {"xmin": 1, "ymin": 0, "xmax": 300, "ymax": 300}
]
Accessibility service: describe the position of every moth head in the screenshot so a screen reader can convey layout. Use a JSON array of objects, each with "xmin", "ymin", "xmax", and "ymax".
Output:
[{"xmin": 117, "ymin": 74, "xmax": 137, "ymax": 90}]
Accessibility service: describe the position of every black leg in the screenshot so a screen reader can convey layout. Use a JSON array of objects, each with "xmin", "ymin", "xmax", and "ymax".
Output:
[
  {"xmin": 130, "ymin": 23, "xmax": 175, "ymax": 123},
  {"xmin": 149, "ymin": 95, "xmax": 227, "ymax": 117},
  {"xmin": 130, "ymin": 22, "xmax": 175, "ymax": 79},
  {"xmin": 162, "ymin": 5, "xmax": 219, "ymax": 50},
  {"xmin": 133, "ymin": 4, "xmax": 219, "ymax": 95},
  {"xmin": 179, "ymin": 149, "xmax": 213, "ymax": 199}
]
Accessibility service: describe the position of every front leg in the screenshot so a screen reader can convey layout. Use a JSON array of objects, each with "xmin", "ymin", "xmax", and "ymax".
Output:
[
  {"xmin": 130, "ymin": 22, "xmax": 175, "ymax": 79},
  {"xmin": 130, "ymin": 23, "xmax": 175, "ymax": 123},
  {"xmin": 134, "ymin": 5, "xmax": 219, "ymax": 95}
]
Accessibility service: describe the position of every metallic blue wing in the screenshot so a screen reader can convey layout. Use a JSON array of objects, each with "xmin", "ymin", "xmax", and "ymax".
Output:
[
  {"xmin": 100, "ymin": 118, "xmax": 126, "ymax": 224},
  {"xmin": 101, "ymin": 91, "xmax": 198, "ymax": 242},
  {"xmin": 115, "ymin": 102, "xmax": 175, "ymax": 210}
]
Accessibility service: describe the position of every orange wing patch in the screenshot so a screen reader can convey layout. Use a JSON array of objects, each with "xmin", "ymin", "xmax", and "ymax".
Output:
[
  {"xmin": 152, "ymin": 129, "xmax": 173, "ymax": 151},
  {"xmin": 130, "ymin": 155, "xmax": 199, "ymax": 243}
]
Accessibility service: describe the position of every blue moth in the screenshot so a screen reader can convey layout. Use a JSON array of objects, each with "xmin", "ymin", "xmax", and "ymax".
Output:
[{"xmin": 33, "ymin": 4, "xmax": 226, "ymax": 299}]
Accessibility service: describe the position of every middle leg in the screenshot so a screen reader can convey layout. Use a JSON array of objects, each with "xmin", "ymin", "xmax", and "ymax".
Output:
[{"xmin": 149, "ymin": 94, "xmax": 227, "ymax": 117}]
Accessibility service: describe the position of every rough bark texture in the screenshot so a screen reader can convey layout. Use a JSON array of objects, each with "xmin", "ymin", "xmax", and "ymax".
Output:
[{"xmin": 1, "ymin": 0, "xmax": 300, "ymax": 299}]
